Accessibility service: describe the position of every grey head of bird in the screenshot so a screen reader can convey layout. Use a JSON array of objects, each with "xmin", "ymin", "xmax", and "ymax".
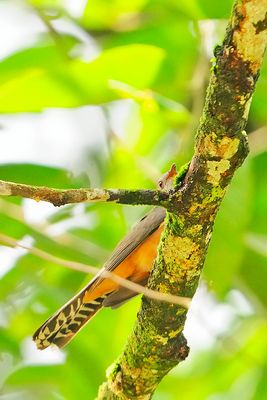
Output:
[{"xmin": 158, "ymin": 163, "xmax": 177, "ymax": 191}]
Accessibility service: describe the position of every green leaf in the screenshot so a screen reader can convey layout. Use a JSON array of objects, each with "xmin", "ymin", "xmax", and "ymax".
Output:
[
  {"xmin": 198, "ymin": 0, "xmax": 233, "ymax": 18},
  {"xmin": 240, "ymin": 244, "xmax": 267, "ymax": 308},
  {"xmin": 162, "ymin": 0, "xmax": 204, "ymax": 20},
  {"xmin": 82, "ymin": 0, "xmax": 149, "ymax": 29},
  {"xmin": 0, "ymin": 328, "xmax": 21, "ymax": 357},
  {"xmin": 238, "ymin": 153, "xmax": 267, "ymax": 307},
  {"xmin": 0, "ymin": 45, "xmax": 165, "ymax": 112},
  {"xmin": 250, "ymin": 63, "xmax": 267, "ymax": 124},
  {"xmin": 0, "ymin": 38, "xmax": 78, "ymax": 86},
  {"xmin": 249, "ymin": 152, "xmax": 267, "ymax": 235},
  {"xmin": 27, "ymin": 0, "xmax": 63, "ymax": 8},
  {"xmin": 0, "ymin": 163, "xmax": 86, "ymax": 188},
  {"xmin": 5, "ymin": 364, "xmax": 63, "ymax": 388},
  {"xmin": 101, "ymin": 20, "xmax": 198, "ymax": 103}
]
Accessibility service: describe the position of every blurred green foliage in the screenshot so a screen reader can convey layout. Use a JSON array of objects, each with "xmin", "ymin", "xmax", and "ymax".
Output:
[{"xmin": 0, "ymin": 0, "xmax": 267, "ymax": 399}]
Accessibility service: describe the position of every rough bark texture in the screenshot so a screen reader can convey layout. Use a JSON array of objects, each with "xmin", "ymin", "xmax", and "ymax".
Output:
[
  {"xmin": 98, "ymin": 1, "xmax": 267, "ymax": 399},
  {"xmin": 0, "ymin": 180, "xmax": 168, "ymax": 208}
]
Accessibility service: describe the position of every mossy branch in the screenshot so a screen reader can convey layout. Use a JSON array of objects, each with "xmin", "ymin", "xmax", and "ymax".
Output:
[
  {"xmin": 98, "ymin": 1, "xmax": 267, "ymax": 399},
  {"xmin": 0, "ymin": 180, "xmax": 169, "ymax": 208}
]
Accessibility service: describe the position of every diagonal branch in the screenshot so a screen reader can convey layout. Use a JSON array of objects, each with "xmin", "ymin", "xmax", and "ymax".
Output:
[{"xmin": 98, "ymin": 1, "xmax": 267, "ymax": 399}]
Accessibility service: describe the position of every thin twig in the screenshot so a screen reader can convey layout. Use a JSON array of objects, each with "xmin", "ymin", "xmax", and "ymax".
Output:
[
  {"xmin": 34, "ymin": 7, "xmax": 69, "ymax": 61},
  {"xmin": 0, "ymin": 198, "xmax": 110, "ymax": 260},
  {"xmin": 0, "ymin": 233, "xmax": 191, "ymax": 308}
]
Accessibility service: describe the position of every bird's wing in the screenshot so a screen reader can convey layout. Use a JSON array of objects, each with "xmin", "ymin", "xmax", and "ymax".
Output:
[{"xmin": 87, "ymin": 206, "xmax": 166, "ymax": 290}]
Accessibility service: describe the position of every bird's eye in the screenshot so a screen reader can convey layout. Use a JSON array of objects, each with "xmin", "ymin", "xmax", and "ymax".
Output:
[{"xmin": 158, "ymin": 180, "xmax": 164, "ymax": 189}]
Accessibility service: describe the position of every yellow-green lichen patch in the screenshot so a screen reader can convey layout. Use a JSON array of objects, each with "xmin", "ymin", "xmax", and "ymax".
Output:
[
  {"xmin": 219, "ymin": 137, "xmax": 240, "ymax": 159},
  {"xmin": 233, "ymin": 0, "xmax": 267, "ymax": 73},
  {"xmin": 207, "ymin": 159, "xmax": 230, "ymax": 185},
  {"xmin": 174, "ymin": 216, "xmax": 185, "ymax": 231},
  {"xmin": 154, "ymin": 334, "xmax": 168, "ymax": 345},
  {"xmin": 237, "ymin": 94, "xmax": 246, "ymax": 105},
  {"xmin": 169, "ymin": 326, "xmax": 183, "ymax": 339},
  {"xmin": 211, "ymin": 185, "xmax": 226, "ymax": 200},
  {"xmin": 188, "ymin": 202, "xmax": 201, "ymax": 215},
  {"xmin": 162, "ymin": 235, "xmax": 201, "ymax": 282},
  {"xmin": 202, "ymin": 186, "xmax": 226, "ymax": 206},
  {"xmin": 0, "ymin": 182, "xmax": 12, "ymax": 196},
  {"xmin": 186, "ymin": 224, "xmax": 203, "ymax": 237},
  {"xmin": 200, "ymin": 134, "xmax": 240, "ymax": 159},
  {"xmin": 86, "ymin": 188, "xmax": 110, "ymax": 201},
  {"xmin": 176, "ymin": 308, "xmax": 186, "ymax": 317},
  {"xmin": 116, "ymin": 356, "xmax": 160, "ymax": 397}
]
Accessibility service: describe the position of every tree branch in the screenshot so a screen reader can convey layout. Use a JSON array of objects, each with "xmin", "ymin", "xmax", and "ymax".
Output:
[
  {"xmin": 0, "ymin": 180, "xmax": 169, "ymax": 207},
  {"xmin": 98, "ymin": 1, "xmax": 267, "ymax": 398}
]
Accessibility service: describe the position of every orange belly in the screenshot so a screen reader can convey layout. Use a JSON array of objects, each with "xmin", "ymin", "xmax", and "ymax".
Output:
[{"xmin": 83, "ymin": 223, "xmax": 164, "ymax": 302}]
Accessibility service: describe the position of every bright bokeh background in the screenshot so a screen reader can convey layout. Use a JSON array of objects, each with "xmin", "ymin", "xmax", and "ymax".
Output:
[{"xmin": 0, "ymin": 1, "xmax": 267, "ymax": 399}]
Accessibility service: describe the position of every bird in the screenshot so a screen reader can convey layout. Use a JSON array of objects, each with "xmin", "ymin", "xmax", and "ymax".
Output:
[{"xmin": 33, "ymin": 164, "xmax": 177, "ymax": 350}]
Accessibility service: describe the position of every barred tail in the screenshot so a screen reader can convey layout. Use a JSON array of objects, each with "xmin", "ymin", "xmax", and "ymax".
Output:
[{"xmin": 33, "ymin": 294, "xmax": 107, "ymax": 349}]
